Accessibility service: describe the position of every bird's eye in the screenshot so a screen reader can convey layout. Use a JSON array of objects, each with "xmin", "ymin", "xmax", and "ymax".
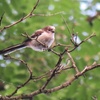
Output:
[
  {"xmin": 48, "ymin": 29, "xmax": 51, "ymax": 31},
  {"xmin": 48, "ymin": 28, "xmax": 54, "ymax": 33}
]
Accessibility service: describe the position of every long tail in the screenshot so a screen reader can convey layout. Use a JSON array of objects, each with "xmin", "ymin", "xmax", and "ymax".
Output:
[{"xmin": 0, "ymin": 43, "xmax": 27, "ymax": 55}]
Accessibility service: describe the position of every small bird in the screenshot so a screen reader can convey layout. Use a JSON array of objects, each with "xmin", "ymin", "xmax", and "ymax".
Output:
[{"xmin": 0, "ymin": 26, "xmax": 55, "ymax": 55}]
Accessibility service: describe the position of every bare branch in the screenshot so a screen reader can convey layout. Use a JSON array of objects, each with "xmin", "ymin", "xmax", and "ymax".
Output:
[
  {"xmin": 0, "ymin": 8, "xmax": 62, "ymax": 33},
  {"xmin": 4, "ymin": 55, "xmax": 33, "ymax": 97},
  {"xmin": 60, "ymin": 14, "xmax": 71, "ymax": 34},
  {"xmin": 66, "ymin": 51, "xmax": 79, "ymax": 73},
  {"xmin": 0, "ymin": 0, "xmax": 40, "ymax": 33},
  {"xmin": 68, "ymin": 33, "xmax": 96, "ymax": 52},
  {"xmin": 40, "ymin": 50, "xmax": 67, "ymax": 90},
  {"xmin": 0, "ymin": 62, "xmax": 99, "ymax": 100}
]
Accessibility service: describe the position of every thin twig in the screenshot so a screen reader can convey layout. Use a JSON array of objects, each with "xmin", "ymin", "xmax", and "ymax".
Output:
[
  {"xmin": 4, "ymin": 55, "xmax": 33, "ymax": 97},
  {"xmin": 60, "ymin": 14, "xmax": 71, "ymax": 34},
  {"xmin": 0, "ymin": 0, "xmax": 40, "ymax": 33},
  {"xmin": 52, "ymin": 43, "xmax": 72, "ymax": 48},
  {"xmin": 68, "ymin": 33, "xmax": 96, "ymax": 52},
  {"xmin": 66, "ymin": 51, "xmax": 79, "ymax": 73},
  {"xmin": 0, "ymin": 12, "xmax": 5, "ymax": 26},
  {"xmin": 33, "ymin": 65, "xmax": 73, "ymax": 82},
  {"xmin": 40, "ymin": 50, "xmax": 67, "ymax": 90},
  {"xmin": 48, "ymin": 49, "xmax": 60, "ymax": 56},
  {"xmin": 31, "ymin": 12, "xmax": 63, "ymax": 17},
  {"xmin": 33, "ymin": 70, "xmax": 52, "ymax": 81}
]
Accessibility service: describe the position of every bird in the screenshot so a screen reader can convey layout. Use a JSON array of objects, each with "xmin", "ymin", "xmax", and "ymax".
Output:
[{"xmin": 0, "ymin": 26, "xmax": 55, "ymax": 55}]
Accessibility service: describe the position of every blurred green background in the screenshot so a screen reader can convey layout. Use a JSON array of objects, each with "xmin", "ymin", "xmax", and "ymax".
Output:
[{"xmin": 0, "ymin": 0, "xmax": 100, "ymax": 100}]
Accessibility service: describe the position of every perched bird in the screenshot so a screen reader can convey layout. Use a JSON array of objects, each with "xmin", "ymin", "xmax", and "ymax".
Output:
[{"xmin": 0, "ymin": 26, "xmax": 55, "ymax": 55}]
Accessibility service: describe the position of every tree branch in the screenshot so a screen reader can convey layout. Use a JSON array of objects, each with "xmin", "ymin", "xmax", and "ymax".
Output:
[
  {"xmin": 0, "ymin": 62, "xmax": 99, "ymax": 100},
  {"xmin": 4, "ymin": 55, "xmax": 33, "ymax": 97}
]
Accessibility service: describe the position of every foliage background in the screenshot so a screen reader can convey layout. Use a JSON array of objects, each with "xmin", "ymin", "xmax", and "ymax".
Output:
[{"xmin": 0, "ymin": 0, "xmax": 100, "ymax": 100}]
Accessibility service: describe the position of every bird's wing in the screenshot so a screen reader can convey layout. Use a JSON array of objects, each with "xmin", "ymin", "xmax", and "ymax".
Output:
[
  {"xmin": 24, "ymin": 29, "xmax": 43, "ymax": 42},
  {"xmin": 31, "ymin": 29, "xmax": 43, "ymax": 38}
]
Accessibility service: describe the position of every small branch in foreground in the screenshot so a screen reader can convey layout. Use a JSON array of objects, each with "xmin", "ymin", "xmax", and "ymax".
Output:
[
  {"xmin": 22, "ymin": 32, "xmax": 32, "ymax": 40},
  {"xmin": 22, "ymin": 32, "xmax": 48, "ymax": 48},
  {"xmin": 4, "ymin": 55, "xmax": 33, "ymax": 97}
]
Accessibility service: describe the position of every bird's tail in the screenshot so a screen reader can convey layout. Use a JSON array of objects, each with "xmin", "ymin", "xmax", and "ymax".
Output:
[{"xmin": 0, "ymin": 43, "xmax": 27, "ymax": 55}]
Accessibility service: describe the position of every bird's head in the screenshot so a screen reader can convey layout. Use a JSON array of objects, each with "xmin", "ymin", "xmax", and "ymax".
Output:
[{"xmin": 43, "ymin": 26, "xmax": 55, "ymax": 33}]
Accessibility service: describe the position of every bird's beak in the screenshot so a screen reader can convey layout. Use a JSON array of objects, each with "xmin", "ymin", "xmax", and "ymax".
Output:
[{"xmin": 52, "ymin": 30, "xmax": 55, "ymax": 33}]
